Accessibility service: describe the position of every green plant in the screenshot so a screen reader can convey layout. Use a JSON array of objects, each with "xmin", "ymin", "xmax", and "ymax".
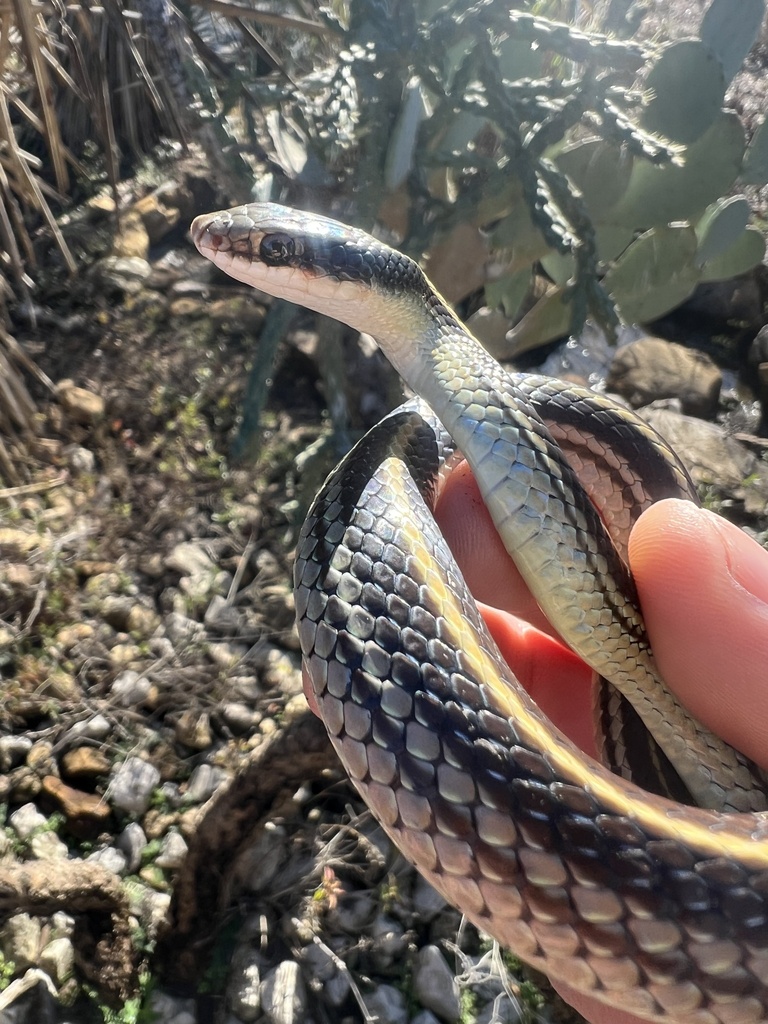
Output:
[{"xmin": 185, "ymin": 0, "xmax": 767, "ymax": 453}]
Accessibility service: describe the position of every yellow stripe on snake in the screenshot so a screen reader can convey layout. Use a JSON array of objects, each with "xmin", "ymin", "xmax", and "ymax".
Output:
[{"xmin": 192, "ymin": 203, "xmax": 768, "ymax": 1024}]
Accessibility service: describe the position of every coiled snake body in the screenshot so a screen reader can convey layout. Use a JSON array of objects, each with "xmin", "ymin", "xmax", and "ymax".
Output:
[{"xmin": 192, "ymin": 203, "xmax": 768, "ymax": 1023}]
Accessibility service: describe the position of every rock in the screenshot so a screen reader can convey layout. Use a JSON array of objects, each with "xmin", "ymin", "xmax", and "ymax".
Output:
[
  {"xmin": 29, "ymin": 830, "xmax": 69, "ymax": 860},
  {"xmin": 332, "ymin": 892, "xmax": 375, "ymax": 933},
  {"xmin": 220, "ymin": 702, "xmax": 258, "ymax": 734},
  {"xmin": 55, "ymin": 623, "xmax": 95, "ymax": 649},
  {"xmin": 228, "ymin": 948, "xmax": 262, "ymax": 1022},
  {"xmin": 42, "ymin": 776, "xmax": 111, "ymax": 825},
  {"xmin": 65, "ymin": 444, "xmax": 96, "ymax": 474},
  {"xmin": 174, "ymin": 710, "xmax": 213, "ymax": 750},
  {"xmin": 239, "ymin": 822, "xmax": 286, "ymax": 892},
  {"xmin": 365, "ymin": 983, "xmax": 408, "ymax": 1024},
  {"xmin": 606, "ymin": 337, "xmax": 721, "ymax": 418},
  {"xmin": 9, "ymin": 802, "xmax": 47, "ymax": 839},
  {"xmin": 117, "ymin": 821, "xmax": 148, "ymax": 873},
  {"xmin": 155, "ymin": 830, "xmax": 188, "ymax": 869},
  {"xmin": 204, "ymin": 594, "xmax": 242, "ymax": 633},
  {"xmin": 26, "ymin": 740, "xmax": 55, "ymax": 775},
  {"xmin": 39, "ymin": 669, "xmax": 80, "ymax": 701},
  {"xmin": 57, "ymin": 383, "xmax": 105, "ymax": 425},
  {"xmin": 87, "ymin": 845, "xmax": 128, "ymax": 875},
  {"xmin": 39, "ymin": 936, "xmax": 75, "ymax": 986},
  {"xmin": 109, "ymin": 641, "xmax": 144, "ymax": 667},
  {"xmin": 260, "ymin": 961, "xmax": 307, "ymax": 1024},
  {"xmin": 371, "ymin": 914, "xmax": 407, "ymax": 968},
  {"xmin": 0, "ymin": 914, "xmax": 42, "ymax": 970},
  {"xmin": 413, "ymin": 945, "xmax": 461, "ymax": 1022},
  {"xmin": 126, "ymin": 604, "xmax": 161, "ymax": 636},
  {"xmin": 93, "ymin": 255, "xmax": 152, "ymax": 294},
  {"xmin": 0, "ymin": 736, "xmax": 33, "ymax": 771},
  {"xmin": 166, "ymin": 540, "xmax": 216, "ymax": 577},
  {"xmin": 476, "ymin": 994, "xmax": 519, "ymax": 1024},
  {"xmin": 65, "ymin": 713, "xmax": 111, "ymax": 742},
  {"xmin": 100, "ymin": 595, "xmax": 134, "ymax": 631},
  {"xmin": 111, "ymin": 209, "xmax": 150, "ymax": 259},
  {"xmin": 146, "ymin": 991, "xmax": 197, "ymax": 1024},
  {"xmin": 164, "ymin": 612, "xmax": 206, "ymax": 648},
  {"xmin": 411, "ymin": 1012, "xmax": 441, "ymax": 1024},
  {"xmin": 0, "ymin": 527, "xmax": 47, "ymax": 557},
  {"xmin": 134, "ymin": 186, "xmax": 185, "ymax": 243},
  {"xmin": 61, "ymin": 746, "xmax": 110, "ymax": 780},
  {"xmin": 641, "ymin": 408, "xmax": 767, "ymax": 506},
  {"xmin": 108, "ymin": 757, "xmax": 160, "ymax": 816},
  {"xmin": 185, "ymin": 763, "xmax": 229, "ymax": 804},
  {"xmin": 111, "ymin": 669, "xmax": 154, "ymax": 707}
]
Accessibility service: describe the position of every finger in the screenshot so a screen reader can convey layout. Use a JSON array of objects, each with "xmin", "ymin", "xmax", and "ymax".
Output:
[{"xmin": 629, "ymin": 499, "xmax": 768, "ymax": 772}]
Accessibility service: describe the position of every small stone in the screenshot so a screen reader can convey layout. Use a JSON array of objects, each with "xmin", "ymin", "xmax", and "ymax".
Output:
[
  {"xmin": 155, "ymin": 830, "xmax": 188, "ymax": 869},
  {"xmin": 111, "ymin": 209, "xmax": 150, "ymax": 259},
  {"xmin": 108, "ymin": 757, "xmax": 160, "ymax": 816},
  {"xmin": 411, "ymin": 1013, "xmax": 441, "ymax": 1024},
  {"xmin": 0, "ymin": 528, "xmax": 46, "ymax": 557},
  {"xmin": 365, "ymin": 984, "xmax": 408, "ymax": 1024},
  {"xmin": 94, "ymin": 255, "xmax": 152, "ymax": 293},
  {"xmin": 87, "ymin": 845, "xmax": 128, "ymax": 875},
  {"xmin": 0, "ymin": 735, "xmax": 32, "ymax": 772},
  {"xmin": 51, "ymin": 912, "xmax": 75, "ymax": 939},
  {"xmin": 26, "ymin": 740, "xmax": 55, "ymax": 774},
  {"xmin": 371, "ymin": 914, "xmax": 407, "ymax": 966},
  {"xmin": 126, "ymin": 604, "xmax": 160, "ymax": 636},
  {"xmin": 66, "ymin": 714, "xmax": 111, "ymax": 741},
  {"xmin": 413, "ymin": 945, "xmax": 461, "ymax": 1022},
  {"xmin": 57, "ymin": 384, "xmax": 105, "ymax": 425},
  {"xmin": 204, "ymin": 594, "xmax": 242, "ymax": 633},
  {"xmin": 607, "ymin": 337, "xmax": 721, "ymax": 418},
  {"xmin": 39, "ymin": 936, "xmax": 75, "ymax": 986},
  {"xmin": 332, "ymin": 892, "xmax": 374, "ymax": 933},
  {"xmin": 165, "ymin": 541, "xmax": 215, "ymax": 577},
  {"xmin": 228, "ymin": 948, "xmax": 262, "ymax": 1022},
  {"xmin": 117, "ymin": 821, "xmax": 148, "ymax": 873},
  {"xmin": 174, "ymin": 710, "xmax": 213, "ymax": 750},
  {"xmin": 111, "ymin": 670, "xmax": 153, "ymax": 707},
  {"xmin": 147, "ymin": 991, "xmax": 197, "ymax": 1024},
  {"xmin": 164, "ymin": 612, "xmax": 206, "ymax": 648},
  {"xmin": 61, "ymin": 746, "xmax": 110, "ymax": 780},
  {"xmin": 0, "ymin": 914, "xmax": 42, "ymax": 969},
  {"xmin": 221, "ymin": 702, "xmax": 258, "ymax": 734},
  {"xmin": 109, "ymin": 641, "xmax": 144, "ymax": 667},
  {"xmin": 9, "ymin": 802, "xmax": 47, "ymax": 839},
  {"xmin": 240, "ymin": 822, "xmax": 286, "ymax": 892},
  {"xmin": 65, "ymin": 444, "xmax": 96, "ymax": 474},
  {"xmin": 42, "ymin": 776, "xmax": 111, "ymax": 825},
  {"xmin": 8, "ymin": 766, "xmax": 41, "ymax": 801},
  {"xmin": 29, "ymin": 830, "xmax": 69, "ymax": 860},
  {"xmin": 185, "ymin": 763, "xmax": 229, "ymax": 804},
  {"xmin": 260, "ymin": 961, "xmax": 307, "ymax": 1024},
  {"xmin": 55, "ymin": 623, "xmax": 95, "ymax": 648},
  {"xmin": 39, "ymin": 669, "xmax": 79, "ymax": 701}
]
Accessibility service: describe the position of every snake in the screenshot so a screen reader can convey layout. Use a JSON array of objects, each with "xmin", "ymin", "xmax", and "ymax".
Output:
[{"xmin": 191, "ymin": 203, "xmax": 768, "ymax": 1024}]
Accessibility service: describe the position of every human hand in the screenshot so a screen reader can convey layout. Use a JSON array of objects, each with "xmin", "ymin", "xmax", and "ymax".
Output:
[{"xmin": 435, "ymin": 460, "xmax": 768, "ymax": 1024}]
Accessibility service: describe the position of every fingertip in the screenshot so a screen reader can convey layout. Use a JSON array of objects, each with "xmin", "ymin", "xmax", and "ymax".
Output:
[{"xmin": 629, "ymin": 499, "xmax": 768, "ymax": 768}]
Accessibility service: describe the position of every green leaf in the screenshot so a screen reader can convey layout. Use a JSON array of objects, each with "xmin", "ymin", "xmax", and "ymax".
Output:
[
  {"xmin": 642, "ymin": 41, "xmax": 725, "ymax": 145},
  {"xmin": 701, "ymin": 0, "xmax": 766, "ymax": 83},
  {"xmin": 489, "ymin": 201, "xmax": 550, "ymax": 272},
  {"xmin": 700, "ymin": 226, "xmax": 766, "ymax": 282},
  {"xmin": 742, "ymin": 117, "xmax": 768, "ymax": 185},
  {"xmin": 484, "ymin": 267, "xmax": 531, "ymax": 319},
  {"xmin": 540, "ymin": 249, "xmax": 575, "ymax": 287},
  {"xmin": 506, "ymin": 289, "xmax": 573, "ymax": 355},
  {"xmin": 603, "ymin": 225, "xmax": 701, "ymax": 323},
  {"xmin": 610, "ymin": 111, "xmax": 745, "ymax": 227},
  {"xmin": 555, "ymin": 139, "xmax": 634, "ymax": 215},
  {"xmin": 695, "ymin": 196, "xmax": 750, "ymax": 265}
]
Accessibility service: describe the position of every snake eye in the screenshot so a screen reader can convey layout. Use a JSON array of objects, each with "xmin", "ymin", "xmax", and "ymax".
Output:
[{"xmin": 260, "ymin": 233, "xmax": 296, "ymax": 265}]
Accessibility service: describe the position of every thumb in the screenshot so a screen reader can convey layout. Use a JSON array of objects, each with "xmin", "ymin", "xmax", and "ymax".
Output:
[{"xmin": 629, "ymin": 499, "xmax": 768, "ymax": 771}]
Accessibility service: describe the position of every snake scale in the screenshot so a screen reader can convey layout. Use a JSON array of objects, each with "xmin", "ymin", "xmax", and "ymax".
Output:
[{"xmin": 192, "ymin": 203, "xmax": 768, "ymax": 1024}]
